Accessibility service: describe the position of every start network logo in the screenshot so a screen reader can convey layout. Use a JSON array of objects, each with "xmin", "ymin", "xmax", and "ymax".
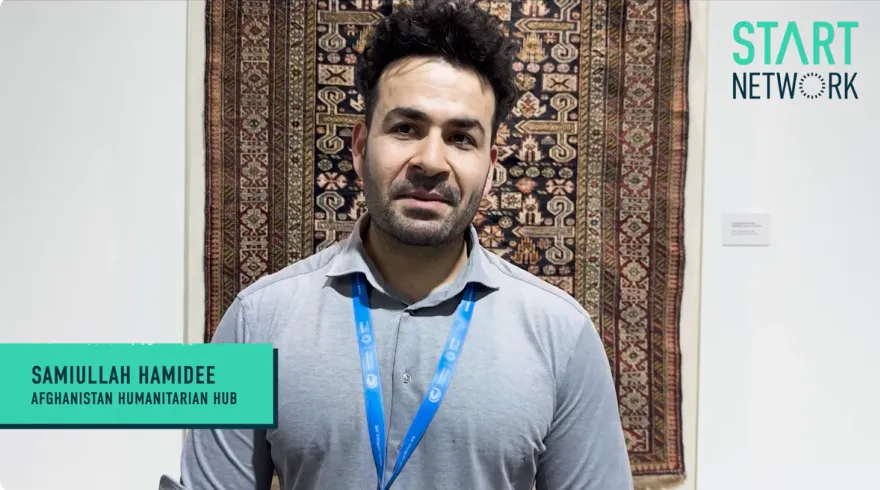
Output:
[{"xmin": 732, "ymin": 21, "xmax": 859, "ymax": 100}]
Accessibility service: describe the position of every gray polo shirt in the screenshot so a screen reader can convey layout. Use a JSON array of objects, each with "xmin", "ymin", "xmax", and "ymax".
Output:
[{"xmin": 160, "ymin": 214, "xmax": 633, "ymax": 490}]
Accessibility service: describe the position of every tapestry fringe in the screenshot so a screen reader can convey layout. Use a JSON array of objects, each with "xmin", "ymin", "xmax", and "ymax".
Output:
[{"xmin": 634, "ymin": 474, "xmax": 687, "ymax": 490}]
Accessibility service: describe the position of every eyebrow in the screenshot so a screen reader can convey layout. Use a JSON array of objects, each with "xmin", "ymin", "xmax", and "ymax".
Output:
[{"xmin": 382, "ymin": 106, "xmax": 486, "ymax": 138}]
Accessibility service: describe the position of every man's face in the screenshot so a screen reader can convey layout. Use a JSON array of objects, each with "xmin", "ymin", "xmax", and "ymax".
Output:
[{"xmin": 352, "ymin": 56, "xmax": 498, "ymax": 247}]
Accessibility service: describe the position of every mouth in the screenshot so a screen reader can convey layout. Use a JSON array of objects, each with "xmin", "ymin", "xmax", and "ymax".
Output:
[{"xmin": 397, "ymin": 190, "xmax": 449, "ymax": 204}]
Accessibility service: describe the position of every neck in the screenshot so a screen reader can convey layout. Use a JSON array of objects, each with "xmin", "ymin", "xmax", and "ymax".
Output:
[{"xmin": 363, "ymin": 222, "xmax": 469, "ymax": 303}]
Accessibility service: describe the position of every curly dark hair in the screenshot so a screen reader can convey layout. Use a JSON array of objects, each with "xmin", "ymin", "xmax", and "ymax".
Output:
[{"xmin": 354, "ymin": 0, "xmax": 519, "ymax": 140}]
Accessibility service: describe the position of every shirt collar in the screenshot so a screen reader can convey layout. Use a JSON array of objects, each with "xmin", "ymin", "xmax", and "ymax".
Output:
[{"xmin": 325, "ymin": 212, "xmax": 500, "ymax": 299}]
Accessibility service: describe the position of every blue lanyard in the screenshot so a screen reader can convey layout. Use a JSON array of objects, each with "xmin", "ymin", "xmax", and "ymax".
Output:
[{"xmin": 351, "ymin": 273, "xmax": 477, "ymax": 490}]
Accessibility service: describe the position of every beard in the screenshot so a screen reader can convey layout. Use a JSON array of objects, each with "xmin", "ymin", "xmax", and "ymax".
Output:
[{"xmin": 361, "ymin": 155, "xmax": 485, "ymax": 247}]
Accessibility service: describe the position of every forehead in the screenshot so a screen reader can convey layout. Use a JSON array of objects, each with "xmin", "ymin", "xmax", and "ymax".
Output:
[{"xmin": 373, "ymin": 56, "xmax": 495, "ymax": 125}]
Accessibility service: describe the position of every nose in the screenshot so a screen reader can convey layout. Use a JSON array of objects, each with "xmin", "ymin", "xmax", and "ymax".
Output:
[{"xmin": 411, "ymin": 130, "xmax": 449, "ymax": 176}]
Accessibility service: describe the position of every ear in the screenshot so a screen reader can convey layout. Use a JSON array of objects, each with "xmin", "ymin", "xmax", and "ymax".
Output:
[
  {"xmin": 483, "ymin": 145, "xmax": 498, "ymax": 196},
  {"xmin": 352, "ymin": 120, "xmax": 368, "ymax": 180}
]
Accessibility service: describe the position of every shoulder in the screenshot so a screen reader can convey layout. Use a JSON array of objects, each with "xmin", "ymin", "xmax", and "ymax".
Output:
[
  {"xmin": 479, "ymin": 247, "xmax": 592, "ymax": 325},
  {"xmin": 477, "ymin": 247, "xmax": 600, "ymax": 363},
  {"xmin": 477, "ymin": 249, "xmax": 617, "ymax": 399},
  {"xmin": 235, "ymin": 242, "xmax": 344, "ymax": 308}
]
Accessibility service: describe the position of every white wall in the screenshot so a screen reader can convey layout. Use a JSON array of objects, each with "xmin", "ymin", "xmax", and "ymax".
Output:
[
  {"xmin": 0, "ymin": 1, "xmax": 188, "ymax": 489},
  {"xmin": 697, "ymin": 1, "xmax": 880, "ymax": 489}
]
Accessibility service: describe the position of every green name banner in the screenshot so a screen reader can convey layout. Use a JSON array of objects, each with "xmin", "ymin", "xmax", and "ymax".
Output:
[{"xmin": 0, "ymin": 343, "xmax": 277, "ymax": 428}]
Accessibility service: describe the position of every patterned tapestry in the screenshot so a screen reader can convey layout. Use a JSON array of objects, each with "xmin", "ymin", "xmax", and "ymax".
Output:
[{"xmin": 203, "ymin": 0, "xmax": 690, "ymax": 487}]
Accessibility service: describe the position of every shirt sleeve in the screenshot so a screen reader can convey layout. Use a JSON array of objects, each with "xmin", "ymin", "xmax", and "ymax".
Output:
[
  {"xmin": 534, "ymin": 317, "xmax": 634, "ymax": 490},
  {"xmin": 158, "ymin": 297, "xmax": 277, "ymax": 490}
]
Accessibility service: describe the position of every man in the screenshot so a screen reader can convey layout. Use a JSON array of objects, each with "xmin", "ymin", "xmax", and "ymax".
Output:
[{"xmin": 159, "ymin": 1, "xmax": 632, "ymax": 489}]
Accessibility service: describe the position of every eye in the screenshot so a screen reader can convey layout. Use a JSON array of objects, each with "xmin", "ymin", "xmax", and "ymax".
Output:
[
  {"xmin": 451, "ymin": 133, "xmax": 475, "ymax": 147},
  {"xmin": 391, "ymin": 123, "xmax": 415, "ymax": 136}
]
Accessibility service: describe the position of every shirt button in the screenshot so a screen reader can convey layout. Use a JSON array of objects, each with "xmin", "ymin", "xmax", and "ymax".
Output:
[
  {"xmin": 402, "ymin": 372, "xmax": 411, "ymax": 383},
  {"xmin": 397, "ymin": 443, "xmax": 402, "ymax": 451}
]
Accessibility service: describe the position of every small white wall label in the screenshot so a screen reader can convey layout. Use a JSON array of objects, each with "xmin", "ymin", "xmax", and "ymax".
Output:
[{"xmin": 722, "ymin": 213, "xmax": 770, "ymax": 246}]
